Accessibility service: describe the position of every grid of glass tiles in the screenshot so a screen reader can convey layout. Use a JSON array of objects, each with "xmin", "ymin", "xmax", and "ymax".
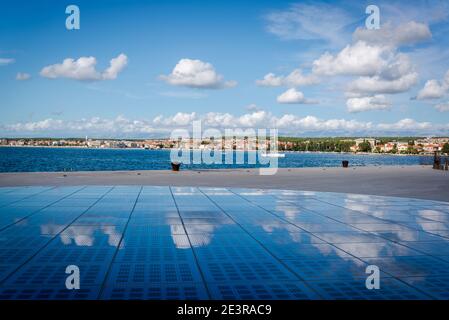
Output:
[{"xmin": 1, "ymin": 185, "xmax": 449, "ymax": 300}]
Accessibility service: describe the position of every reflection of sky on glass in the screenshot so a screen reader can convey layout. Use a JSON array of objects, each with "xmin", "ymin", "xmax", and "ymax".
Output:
[
  {"xmin": 1, "ymin": 186, "xmax": 449, "ymax": 299},
  {"xmin": 58, "ymin": 225, "xmax": 122, "ymax": 247}
]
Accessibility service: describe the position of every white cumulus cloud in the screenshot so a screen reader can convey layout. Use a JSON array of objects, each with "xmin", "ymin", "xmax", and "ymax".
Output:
[
  {"xmin": 312, "ymin": 41, "xmax": 389, "ymax": 77},
  {"xmin": 256, "ymin": 69, "xmax": 318, "ymax": 87},
  {"xmin": 2, "ymin": 111, "xmax": 449, "ymax": 137},
  {"xmin": 277, "ymin": 88, "xmax": 317, "ymax": 104},
  {"xmin": 153, "ymin": 112, "xmax": 197, "ymax": 126},
  {"xmin": 312, "ymin": 41, "xmax": 418, "ymax": 101},
  {"xmin": 315, "ymin": 42, "xmax": 420, "ymax": 108},
  {"xmin": 256, "ymin": 73, "xmax": 283, "ymax": 87},
  {"xmin": 348, "ymin": 72, "xmax": 418, "ymax": 95},
  {"xmin": 416, "ymin": 70, "xmax": 449, "ymax": 100},
  {"xmin": 346, "ymin": 95, "xmax": 391, "ymax": 113},
  {"xmin": 416, "ymin": 79, "xmax": 447, "ymax": 100},
  {"xmin": 377, "ymin": 118, "xmax": 433, "ymax": 131},
  {"xmin": 273, "ymin": 114, "xmax": 372, "ymax": 132},
  {"xmin": 40, "ymin": 53, "xmax": 128, "ymax": 81},
  {"xmin": 101, "ymin": 54, "xmax": 128, "ymax": 80},
  {"xmin": 160, "ymin": 58, "xmax": 236, "ymax": 89}
]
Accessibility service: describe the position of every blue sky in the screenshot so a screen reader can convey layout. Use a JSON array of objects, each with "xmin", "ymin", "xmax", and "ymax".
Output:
[{"xmin": 1, "ymin": 0, "xmax": 449, "ymax": 137}]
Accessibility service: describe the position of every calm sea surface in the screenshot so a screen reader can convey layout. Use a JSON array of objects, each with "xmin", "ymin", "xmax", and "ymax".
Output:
[{"xmin": 0, "ymin": 147, "xmax": 434, "ymax": 173}]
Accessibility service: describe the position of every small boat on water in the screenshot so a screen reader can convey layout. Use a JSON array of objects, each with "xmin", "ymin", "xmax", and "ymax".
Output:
[{"xmin": 261, "ymin": 152, "xmax": 285, "ymax": 158}]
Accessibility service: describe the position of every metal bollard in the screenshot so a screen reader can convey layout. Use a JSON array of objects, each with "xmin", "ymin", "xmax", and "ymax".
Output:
[{"xmin": 171, "ymin": 162, "xmax": 181, "ymax": 171}]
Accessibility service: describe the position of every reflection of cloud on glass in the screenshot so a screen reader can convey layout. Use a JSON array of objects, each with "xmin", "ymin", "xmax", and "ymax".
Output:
[
  {"xmin": 170, "ymin": 224, "xmax": 195, "ymax": 249},
  {"xmin": 171, "ymin": 234, "xmax": 191, "ymax": 249},
  {"xmin": 343, "ymin": 195, "xmax": 449, "ymax": 243},
  {"xmin": 179, "ymin": 216, "xmax": 234, "ymax": 248},
  {"xmin": 343, "ymin": 196, "xmax": 423, "ymax": 243},
  {"xmin": 257, "ymin": 200, "xmax": 362, "ymax": 264},
  {"xmin": 257, "ymin": 221, "xmax": 366, "ymax": 265},
  {"xmin": 274, "ymin": 206, "xmax": 304, "ymax": 220},
  {"xmin": 339, "ymin": 241, "xmax": 390, "ymax": 258},
  {"xmin": 239, "ymin": 190, "xmax": 265, "ymax": 196},
  {"xmin": 345, "ymin": 194, "xmax": 393, "ymax": 206},
  {"xmin": 417, "ymin": 210, "xmax": 449, "ymax": 223},
  {"xmin": 169, "ymin": 224, "xmax": 187, "ymax": 235},
  {"xmin": 344, "ymin": 202, "xmax": 375, "ymax": 213},
  {"xmin": 299, "ymin": 191, "xmax": 317, "ymax": 196},
  {"xmin": 387, "ymin": 231, "xmax": 415, "ymax": 242},
  {"xmin": 344, "ymin": 194, "xmax": 389, "ymax": 216},
  {"xmin": 42, "ymin": 224, "xmax": 122, "ymax": 247},
  {"xmin": 101, "ymin": 225, "xmax": 121, "ymax": 247},
  {"xmin": 346, "ymin": 194, "xmax": 375, "ymax": 201},
  {"xmin": 345, "ymin": 195, "xmax": 412, "ymax": 223},
  {"xmin": 40, "ymin": 223, "xmax": 63, "ymax": 235},
  {"xmin": 311, "ymin": 243, "xmax": 366, "ymax": 267},
  {"xmin": 258, "ymin": 220, "xmax": 288, "ymax": 233},
  {"xmin": 269, "ymin": 196, "xmax": 395, "ymax": 264},
  {"xmin": 415, "ymin": 216, "xmax": 448, "ymax": 233},
  {"xmin": 61, "ymin": 232, "xmax": 93, "ymax": 246},
  {"xmin": 344, "ymin": 202, "xmax": 392, "ymax": 222},
  {"xmin": 180, "ymin": 227, "xmax": 219, "ymax": 247}
]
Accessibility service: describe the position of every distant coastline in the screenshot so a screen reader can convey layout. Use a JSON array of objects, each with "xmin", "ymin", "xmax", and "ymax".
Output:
[
  {"xmin": 2, "ymin": 136, "xmax": 447, "ymax": 155},
  {"xmin": 0, "ymin": 144, "xmax": 437, "ymax": 156}
]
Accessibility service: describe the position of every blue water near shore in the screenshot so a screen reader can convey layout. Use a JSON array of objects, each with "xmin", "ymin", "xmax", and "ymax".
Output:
[{"xmin": 0, "ymin": 147, "xmax": 434, "ymax": 173}]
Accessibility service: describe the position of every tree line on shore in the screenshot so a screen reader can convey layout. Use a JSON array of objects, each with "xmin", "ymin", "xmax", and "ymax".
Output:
[
  {"xmin": 278, "ymin": 137, "xmax": 449, "ymax": 155},
  {"xmin": 279, "ymin": 138, "xmax": 355, "ymax": 153}
]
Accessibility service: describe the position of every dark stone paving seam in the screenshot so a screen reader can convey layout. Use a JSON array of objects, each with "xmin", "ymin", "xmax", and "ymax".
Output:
[
  {"xmin": 228, "ymin": 188, "xmax": 436, "ymax": 300},
  {"xmin": 311, "ymin": 196, "xmax": 449, "ymax": 264},
  {"xmin": 313, "ymin": 196, "xmax": 449, "ymax": 239},
  {"xmin": 97, "ymin": 186, "xmax": 143, "ymax": 299},
  {"xmin": 0, "ymin": 186, "xmax": 115, "ymax": 287},
  {"xmin": 170, "ymin": 186, "xmax": 212, "ymax": 300},
  {"xmin": 0, "ymin": 188, "xmax": 22, "ymax": 195},
  {"xmin": 0, "ymin": 186, "xmax": 88, "ymax": 233},
  {"xmin": 0, "ymin": 186, "xmax": 57, "ymax": 209},
  {"xmin": 276, "ymin": 194, "xmax": 440, "ymax": 299},
  {"xmin": 198, "ymin": 187, "xmax": 325, "ymax": 300}
]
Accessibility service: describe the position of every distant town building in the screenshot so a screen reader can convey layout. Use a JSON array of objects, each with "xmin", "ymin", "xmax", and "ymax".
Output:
[
  {"xmin": 354, "ymin": 138, "xmax": 378, "ymax": 149},
  {"xmin": 396, "ymin": 142, "xmax": 409, "ymax": 152}
]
